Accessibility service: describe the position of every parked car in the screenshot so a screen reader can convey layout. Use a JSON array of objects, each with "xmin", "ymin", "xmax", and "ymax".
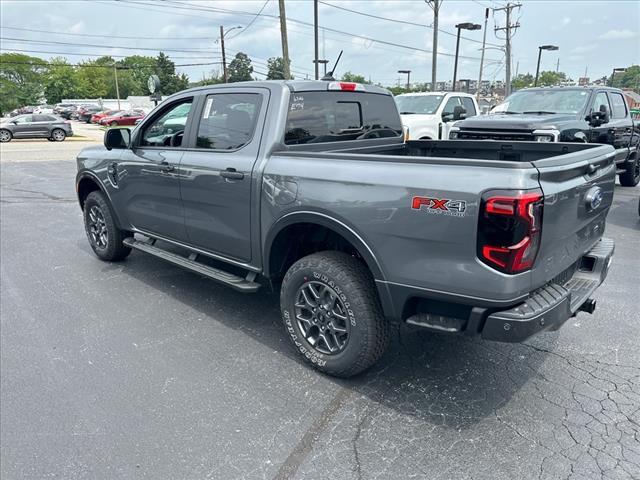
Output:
[
  {"xmin": 395, "ymin": 91, "xmax": 480, "ymax": 140},
  {"xmin": 77, "ymin": 105, "xmax": 103, "ymax": 123},
  {"xmin": 34, "ymin": 105, "xmax": 55, "ymax": 115},
  {"xmin": 91, "ymin": 110, "xmax": 122, "ymax": 124},
  {"xmin": 76, "ymin": 81, "xmax": 615, "ymax": 377},
  {"xmin": 0, "ymin": 114, "xmax": 73, "ymax": 142},
  {"xmin": 98, "ymin": 110, "xmax": 145, "ymax": 126},
  {"xmin": 450, "ymin": 86, "xmax": 640, "ymax": 186},
  {"xmin": 57, "ymin": 105, "xmax": 78, "ymax": 119}
]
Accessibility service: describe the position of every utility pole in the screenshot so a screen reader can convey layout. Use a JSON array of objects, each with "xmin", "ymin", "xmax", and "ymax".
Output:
[
  {"xmin": 426, "ymin": 0, "xmax": 441, "ymax": 92},
  {"xmin": 494, "ymin": 2, "xmax": 521, "ymax": 97},
  {"xmin": 113, "ymin": 66, "xmax": 121, "ymax": 110},
  {"xmin": 314, "ymin": 0, "xmax": 319, "ymax": 80},
  {"xmin": 278, "ymin": 0, "xmax": 291, "ymax": 80},
  {"xmin": 556, "ymin": 58, "xmax": 560, "ymax": 72},
  {"xmin": 220, "ymin": 25, "xmax": 228, "ymax": 83},
  {"xmin": 476, "ymin": 7, "xmax": 489, "ymax": 99}
]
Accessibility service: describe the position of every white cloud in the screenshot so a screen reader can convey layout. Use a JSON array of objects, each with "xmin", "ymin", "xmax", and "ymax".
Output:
[
  {"xmin": 68, "ymin": 21, "xmax": 86, "ymax": 34},
  {"xmin": 570, "ymin": 45, "xmax": 596, "ymax": 54},
  {"xmin": 599, "ymin": 29, "xmax": 637, "ymax": 40}
]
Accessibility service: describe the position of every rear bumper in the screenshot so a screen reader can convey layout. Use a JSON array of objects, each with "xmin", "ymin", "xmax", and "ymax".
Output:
[
  {"xmin": 378, "ymin": 237, "xmax": 615, "ymax": 343},
  {"xmin": 481, "ymin": 237, "xmax": 614, "ymax": 342}
]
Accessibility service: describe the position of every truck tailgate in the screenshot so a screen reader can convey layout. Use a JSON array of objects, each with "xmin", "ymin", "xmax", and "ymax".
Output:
[{"xmin": 531, "ymin": 144, "xmax": 616, "ymax": 290}]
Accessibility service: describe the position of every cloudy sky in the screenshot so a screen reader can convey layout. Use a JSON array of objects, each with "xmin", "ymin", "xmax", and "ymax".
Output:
[{"xmin": 1, "ymin": 0, "xmax": 638, "ymax": 86}]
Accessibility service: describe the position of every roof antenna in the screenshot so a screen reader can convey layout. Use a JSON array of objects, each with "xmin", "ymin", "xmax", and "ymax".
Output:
[{"xmin": 321, "ymin": 50, "xmax": 343, "ymax": 81}]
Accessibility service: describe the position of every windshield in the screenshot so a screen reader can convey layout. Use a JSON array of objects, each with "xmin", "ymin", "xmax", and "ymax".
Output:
[
  {"xmin": 492, "ymin": 89, "xmax": 590, "ymax": 115},
  {"xmin": 394, "ymin": 95, "xmax": 444, "ymax": 115}
]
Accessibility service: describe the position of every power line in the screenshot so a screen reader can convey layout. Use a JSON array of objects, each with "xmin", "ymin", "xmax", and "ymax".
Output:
[
  {"xmin": 318, "ymin": 0, "xmax": 502, "ymax": 48},
  {"xmin": 0, "ymin": 60, "xmax": 222, "ymax": 68},
  {"xmin": 0, "ymin": 26, "xmax": 215, "ymax": 41},
  {"xmin": 0, "ymin": 47, "xmax": 218, "ymax": 60},
  {"xmin": 0, "ymin": 36, "xmax": 213, "ymax": 53},
  {"xmin": 227, "ymin": 0, "xmax": 271, "ymax": 40},
  {"xmin": 110, "ymin": 0, "xmax": 499, "ymax": 62}
]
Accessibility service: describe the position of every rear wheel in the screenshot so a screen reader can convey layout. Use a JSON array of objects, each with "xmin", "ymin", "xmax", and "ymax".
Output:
[
  {"xmin": 51, "ymin": 129, "xmax": 66, "ymax": 142},
  {"xmin": 280, "ymin": 251, "xmax": 389, "ymax": 377},
  {"xmin": 619, "ymin": 153, "xmax": 640, "ymax": 187},
  {"xmin": 83, "ymin": 191, "xmax": 132, "ymax": 262},
  {"xmin": 110, "ymin": 121, "xmax": 118, "ymax": 127},
  {"xmin": 0, "ymin": 129, "xmax": 12, "ymax": 143}
]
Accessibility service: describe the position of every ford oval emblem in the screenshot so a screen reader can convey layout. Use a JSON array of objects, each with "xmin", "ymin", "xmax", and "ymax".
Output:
[{"xmin": 585, "ymin": 186, "xmax": 603, "ymax": 211}]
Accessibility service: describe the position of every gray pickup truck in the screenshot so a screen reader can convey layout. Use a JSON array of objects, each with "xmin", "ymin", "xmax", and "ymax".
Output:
[{"xmin": 76, "ymin": 80, "xmax": 615, "ymax": 377}]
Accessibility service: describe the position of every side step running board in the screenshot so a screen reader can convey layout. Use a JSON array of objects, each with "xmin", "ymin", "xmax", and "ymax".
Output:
[{"xmin": 123, "ymin": 238, "xmax": 261, "ymax": 293}]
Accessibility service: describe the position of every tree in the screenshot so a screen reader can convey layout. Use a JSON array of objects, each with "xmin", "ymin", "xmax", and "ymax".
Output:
[
  {"xmin": 537, "ymin": 71, "xmax": 567, "ymax": 87},
  {"xmin": 0, "ymin": 53, "xmax": 45, "ymax": 113},
  {"xmin": 341, "ymin": 71, "xmax": 368, "ymax": 84},
  {"xmin": 612, "ymin": 65, "xmax": 640, "ymax": 91},
  {"xmin": 228, "ymin": 52, "xmax": 254, "ymax": 82},
  {"xmin": 42, "ymin": 58, "xmax": 78, "ymax": 104},
  {"xmin": 118, "ymin": 55, "xmax": 157, "ymax": 96},
  {"xmin": 266, "ymin": 57, "xmax": 286, "ymax": 80},
  {"xmin": 155, "ymin": 52, "xmax": 189, "ymax": 94},
  {"xmin": 190, "ymin": 72, "xmax": 223, "ymax": 88},
  {"xmin": 75, "ymin": 56, "xmax": 115, "ymax": 99},
  {"xmin": 511, "ymin": 73, "xmax": 534, "ymax": 90}
]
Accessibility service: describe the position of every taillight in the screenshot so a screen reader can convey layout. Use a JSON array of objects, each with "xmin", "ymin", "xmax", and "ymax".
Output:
[
  {"xmin": 477, "ymin": 190, "xmax": 543, "ymax": 274},
  {"xmin": 327, "ymin": 82, "xmax": 365, "ymax": 92}
]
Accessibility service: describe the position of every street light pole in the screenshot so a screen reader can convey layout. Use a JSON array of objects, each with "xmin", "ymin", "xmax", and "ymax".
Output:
[
  {"xmin": 453, "ymin": 22, "xmax": 481, "ymax": 92},
  {"xmin": 219, "ymin": 25, "xmax": 242, "ymax": 83},
  {"xmin": 398, "ymin": 70, "xmax": 411, "ymax": 91},
  {"xmin": 534, "ymin": 45, "xmax": 559, "ymax": 87},
  {"xmin": 476, "ymin": 8, "xmax": 489, "ymax": 99}
]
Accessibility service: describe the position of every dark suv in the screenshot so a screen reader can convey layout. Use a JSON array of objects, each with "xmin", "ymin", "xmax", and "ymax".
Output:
[
  {"xmin": 0, "ymin": 114, "xmax": 73, "ymax": 142},
  {"xmin": 450, "ymin": 87, "xmax": 640, "ymax": 186}
]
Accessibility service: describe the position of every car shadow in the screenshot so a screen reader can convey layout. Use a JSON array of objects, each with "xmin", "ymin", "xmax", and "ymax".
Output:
[{"xmin": 89, "ymin": 241, "xmax": 551, "ymax": 432}]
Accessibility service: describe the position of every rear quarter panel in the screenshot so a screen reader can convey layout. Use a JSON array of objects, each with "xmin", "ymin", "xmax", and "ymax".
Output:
[{"xmin": 262, "ymin": 153, "xmax": 541, "ymax": 304}]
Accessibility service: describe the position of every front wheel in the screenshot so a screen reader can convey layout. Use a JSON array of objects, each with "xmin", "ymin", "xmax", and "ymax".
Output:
[
  {"xmin": 51, "ymin": 129, "xmax": 66, "ymax": 142},
  {"xmin": 280, "ymin": 251, "xmax": 389, "ymax": 377},
  {"xmin": 83, "ymin": 191, "xmax": 132, "ymax": 261},
  {"xmin": 110, "ymin": 121, "xmax": 118, "ymax": 127},
  {"xmin": 619, "ymin": 154, "xmax": 640, "ymax": 187},
  {"xmin": 0, "ymin": 129, "xmax": 12, "ymax": 143}
]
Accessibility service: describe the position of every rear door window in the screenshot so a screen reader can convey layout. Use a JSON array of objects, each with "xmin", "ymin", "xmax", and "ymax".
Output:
[
  {"xmin": 195, "ymin": 93, "xmax": 263, "ymax": 150},
  {"xmin": 608, "ymin": 92, "xmax": 628, "ymax": 119},
  {"xmin": 284, "ymin": 91, "xmax": 402, "ymax": 145}
]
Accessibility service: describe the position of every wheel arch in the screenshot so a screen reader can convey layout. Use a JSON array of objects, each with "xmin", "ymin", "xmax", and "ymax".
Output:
[
  {"xmin": 263, "ymin": 211, "xmax": 385, "ymax": 282},
  {"xmin": 76, "ymin": 172, "xmax": 125, "ymax": 228}
]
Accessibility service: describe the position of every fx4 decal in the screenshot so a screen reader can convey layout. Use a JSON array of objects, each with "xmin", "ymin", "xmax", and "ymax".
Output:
[{"xmin": 412, "ymin": 196, "xmax": 467, "ymax": 217}]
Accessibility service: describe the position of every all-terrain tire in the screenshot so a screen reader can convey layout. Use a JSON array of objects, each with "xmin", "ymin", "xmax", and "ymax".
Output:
[
  {"xmin": 619, "ymin": 153, "xmax": 640, "ymax": 187},
  {"xmin": 280, "ymin": 251, "xmax": 389, "ymax": 377},
  {"xmin": 83, "ymin": 191, "xmax": 132, "ymax": 262}
]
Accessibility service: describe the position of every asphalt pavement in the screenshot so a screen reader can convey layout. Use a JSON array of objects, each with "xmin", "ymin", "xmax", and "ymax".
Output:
[{"xmin": 1, "ymin": 128, "xmax": 639, "ymax": 480}]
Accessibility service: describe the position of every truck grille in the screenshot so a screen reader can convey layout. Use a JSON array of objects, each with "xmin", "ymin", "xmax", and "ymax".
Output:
[{"xmin": 458, "ymin": 131, "xmax": 535, "ymax": 141}]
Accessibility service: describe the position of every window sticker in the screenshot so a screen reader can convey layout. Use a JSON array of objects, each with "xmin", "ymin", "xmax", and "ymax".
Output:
[{"xmin": 203, "ymin": 98, "xmax": 213, "ymax": 119}]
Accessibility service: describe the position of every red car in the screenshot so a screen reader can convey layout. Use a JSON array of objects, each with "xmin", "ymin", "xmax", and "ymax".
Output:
[
  {"xmin": 91, "ymin": 110, "xmax": 122, "ymax": 124},
  {"xmin": 99, "ymin": 110, "xmax": 145, "ymax": 126}
]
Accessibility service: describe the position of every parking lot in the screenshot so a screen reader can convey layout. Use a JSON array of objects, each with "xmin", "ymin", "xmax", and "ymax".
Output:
[{"xmin": 1, "ymin": 128, "xmax": 639, "ymax": 480}]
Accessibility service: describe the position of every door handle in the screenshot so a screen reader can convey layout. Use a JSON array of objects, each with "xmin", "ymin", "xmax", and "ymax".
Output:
[
  {"xmin": 220, "ymin": 168, "xmax": 244, "ymax": 180},
  {"xmin": 160, "ymin": 162, "xmax": 175, "ymax": 173}
]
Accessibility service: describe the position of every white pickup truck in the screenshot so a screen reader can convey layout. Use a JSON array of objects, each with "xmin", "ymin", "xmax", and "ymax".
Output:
[{"xmin": 395, "ymin": 92, "xmax": 480, "ymax": 140}]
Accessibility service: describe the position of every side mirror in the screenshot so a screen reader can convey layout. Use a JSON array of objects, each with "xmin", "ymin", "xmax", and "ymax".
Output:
[
  {"xmin": 104, "ymin": 128, "xmax": 131, "ymax": 150},
  {"xmin": 441, "ymin": 112, "xmax": 453, "ymax": 123},
  {"xmin": 453, "ymin": 105, "xmax": 467, "ymax": 121},
  {"xmin": 598, "ymin": 104, "xmax": 610, "ymax": 124}
]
